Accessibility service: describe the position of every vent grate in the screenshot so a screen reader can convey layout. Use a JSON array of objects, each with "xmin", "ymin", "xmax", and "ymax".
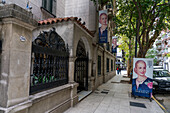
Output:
[
  {"xmin": 130, "ymin": 101, "xmax": 146, "ymax": 108},
  {"xmin": 101, "ymin": 91, "xmax": 109, "ymax": 94}
]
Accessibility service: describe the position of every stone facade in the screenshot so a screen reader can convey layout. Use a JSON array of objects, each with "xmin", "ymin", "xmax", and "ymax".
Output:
[
  {"xmin": 0, "ymin": 1, "xmax": 116, "ymax": 113},
  {"xmin": 65, "ymin": 0, "xmax": 96, "ymax": 31}
]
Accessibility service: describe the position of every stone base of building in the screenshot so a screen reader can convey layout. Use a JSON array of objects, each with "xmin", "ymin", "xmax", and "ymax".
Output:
[{"xmin": 0, "ymin": 83, "xmax": 78, "ymax": 113}]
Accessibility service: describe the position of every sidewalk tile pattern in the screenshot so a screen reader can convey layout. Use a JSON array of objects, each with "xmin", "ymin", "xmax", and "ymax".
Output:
[{"xmin": 64, "ymin": 74, "xmax": 164, "ymax": 113}]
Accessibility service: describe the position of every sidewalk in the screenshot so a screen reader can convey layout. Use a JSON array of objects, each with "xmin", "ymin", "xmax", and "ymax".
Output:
[{"xmin": 64, "ymin": 74, "xmax": 164, "ymax": 113}]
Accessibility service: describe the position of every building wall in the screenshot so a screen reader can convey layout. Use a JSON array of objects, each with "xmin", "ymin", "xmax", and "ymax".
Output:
[
  {"xmin": 5, "ymin": 0, "xmax": 96, "ymax": 31},
  {"xmin": 96, "ymin": 46, "xmax": 115, "ymax": 89},
  {"xmin": 56, "ymin": 0, "xmax": 65, "ymax": 17},
  {"xmin": 159, "ymin": 31, "xmax": 170, "ymax": 71},
  {"xmin": 155, "ymin": 39, "xmax": 163, "ymax": 66},
  {"xmin": 0, "ymin": 1, "xmax": 116, "ymax": 113},
  {"xmin": 96, "ymin": 47, "xmax": 104, "ymax": 87},
  {"xmin": 65, "ymin": 0, "xmax": 96, "ymax": 31},
  {"xmin": 105, "ymin": 51, "xmax": 116, "ymax": 82},
  {"xmin": 4, "ymin": 0, "xmax": 48, "ymax": 20}
]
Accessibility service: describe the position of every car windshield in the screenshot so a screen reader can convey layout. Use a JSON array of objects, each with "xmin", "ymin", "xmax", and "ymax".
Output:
[{"xmin": 153, "ymin": 70, "xmax": 170, "ymax": 77}]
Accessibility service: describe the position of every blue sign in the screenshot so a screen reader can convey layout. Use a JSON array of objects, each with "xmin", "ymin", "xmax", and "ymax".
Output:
[
  {"xmin": 112, "ymin": 45, "xmax": 117, "ymax": 53},
  {"xmin": 99, "ymin": 29, "xmax": 107, "ymax": 43}
]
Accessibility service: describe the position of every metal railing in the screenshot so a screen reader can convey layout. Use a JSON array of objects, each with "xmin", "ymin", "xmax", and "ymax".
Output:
[{"xmin": 30, "ymin": 28, "xmax": 69, "ymax": 94}]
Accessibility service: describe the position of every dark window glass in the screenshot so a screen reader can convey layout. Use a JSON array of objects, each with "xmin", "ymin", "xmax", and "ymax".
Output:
[
  {"xmin": 99, "ymin": 43, "xmax": 104, "ymax": 48},
  {"xmin": 111, "ymin": 60, "xmax": 113, "ymax": 71},
  {"xmin": 106, "ymin": 42, "xmax": 110, "ymax": 51},
  {"xmin": 42, "ymin": 0, "xmax": 53, "ymax": 14},
  {"xmin": 107, "ymin": 58, "xmax": 109, "ymax": 72},
  {"xmin": 98, "ymin": 56, "xmax": 101, "ymax": 75}
]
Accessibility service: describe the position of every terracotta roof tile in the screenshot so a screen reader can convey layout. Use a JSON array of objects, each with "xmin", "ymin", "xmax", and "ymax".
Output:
[{"xmin": 38, "ymin": 17, "xmax": 94, "ymax": 37}]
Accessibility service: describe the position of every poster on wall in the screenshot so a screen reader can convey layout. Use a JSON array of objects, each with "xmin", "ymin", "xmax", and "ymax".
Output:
[
  {"xmin": 99, "ymin": 10, "xmax": 108, "ymax": 43},
  {"xmin": 112, "ymin": 36, "xmax": 117, "ymax": 53},
  {"xmin": 132, "ymin": 58, "xmax": 153, "ymax": 98}
]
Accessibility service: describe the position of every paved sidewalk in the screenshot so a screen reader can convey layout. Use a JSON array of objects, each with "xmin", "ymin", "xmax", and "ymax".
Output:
[{"xmin": 64, "ymin": 74, "xmax": 164, "ymax": 113}]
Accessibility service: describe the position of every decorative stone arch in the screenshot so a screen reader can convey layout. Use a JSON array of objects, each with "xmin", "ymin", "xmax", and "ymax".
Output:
[
  {"xmin": 79, "ymin": 37, "xmax": 92, "ymax": 59},
  {"xmin": 74, "ymin": 36, "xmax": 93, "ymax": 92},
  {"xmin": 73, "ymin": 36, "xmax": 92, "ymax": 60}
]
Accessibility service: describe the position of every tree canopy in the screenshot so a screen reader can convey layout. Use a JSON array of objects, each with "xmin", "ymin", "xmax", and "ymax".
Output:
[
  {"xmin": 91, "ymin": 0, "xmax": 169, "ymax": 58},
  {"xmin": 113, "ymin": 0, "xmax": 169, "ymax": 57}
]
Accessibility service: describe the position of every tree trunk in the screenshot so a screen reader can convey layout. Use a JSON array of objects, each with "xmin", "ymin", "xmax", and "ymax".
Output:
[{"xmin": 127, "ymin": 58, "xmax": 133, "ymax": 83}]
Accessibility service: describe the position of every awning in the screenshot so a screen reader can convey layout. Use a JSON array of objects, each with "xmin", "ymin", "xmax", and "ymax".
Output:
[{"xmin": 116, "ymin": 62, "xmax": 124, "ymax": 64}]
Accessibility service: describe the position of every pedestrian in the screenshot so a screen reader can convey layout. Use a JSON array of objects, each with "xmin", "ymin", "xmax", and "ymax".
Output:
[
  {"xmin": 119, "ymin": 66, "xmax": 121, "ymax": 75},
  {"xmin": 116, "ymin": 66, "xmax": 119, "ymax": 75}
]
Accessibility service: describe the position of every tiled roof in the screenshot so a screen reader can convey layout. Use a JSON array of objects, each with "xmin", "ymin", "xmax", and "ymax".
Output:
[{"xmin": 38, "ymin": 17, "xmax": 94, "ymax": 37}]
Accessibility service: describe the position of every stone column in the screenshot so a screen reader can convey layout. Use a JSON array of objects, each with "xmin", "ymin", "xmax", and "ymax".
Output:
[
  {"xmin": 68, "ymin": 56, "xmax": 78, "ymax": 107},
  {"xmin": 68, "ymin": 56, "xmax": 77, "ymax": 83},
  {"xmin": 0, "ymin": 4, "xmax": 37, "ymax": 112},
  {"xmin": 88, "ymin": 59, "xmax": 93, "ymax": 91}
]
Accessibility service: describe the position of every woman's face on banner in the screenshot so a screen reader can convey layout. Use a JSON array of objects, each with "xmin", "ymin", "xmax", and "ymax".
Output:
[
  {"xmin": 113, "ymin": 38, "xmax": 117, "ymax": 45},
  {"xmin": 135, "ymin": 61, "xmax": 146, "ymax": 76},
  {"xmin": 99, "ymin": 14, "xmax": 107, "ymax": 25}
]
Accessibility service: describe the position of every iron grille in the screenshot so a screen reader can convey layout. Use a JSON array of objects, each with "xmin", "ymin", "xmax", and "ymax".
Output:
[
  {"xmin": 74, "ymin": 40, "xmax": 88, "ymax": 92},
  {"xmin": 30, "ymin": 28, "xmax": 69, "ymax": 94}
]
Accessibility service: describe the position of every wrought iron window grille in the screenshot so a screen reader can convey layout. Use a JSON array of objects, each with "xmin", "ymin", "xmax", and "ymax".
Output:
[{"xmin": 30, "ymin": 28, "xmax": 69, "ymax": 94}]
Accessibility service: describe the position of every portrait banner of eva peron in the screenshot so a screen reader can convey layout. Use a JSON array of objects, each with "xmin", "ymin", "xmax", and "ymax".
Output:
[
  {"xmin": 99, "ymin": 10, "xmax": 108, "ymax": 43},
  {"xmin": 132, "ymin": 58, "xmax": 153, "ymax": 98}
]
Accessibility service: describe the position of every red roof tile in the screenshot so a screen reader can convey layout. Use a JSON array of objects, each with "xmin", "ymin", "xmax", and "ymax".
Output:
[{"xmin": 38, "ymin": 17, "xmax": 94, "ymax": 37}]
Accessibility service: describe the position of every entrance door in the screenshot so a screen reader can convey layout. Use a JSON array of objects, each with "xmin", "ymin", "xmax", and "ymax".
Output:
[{"xmin": 74, "ymin": 40, "xmax": 88, "ymax": 92}]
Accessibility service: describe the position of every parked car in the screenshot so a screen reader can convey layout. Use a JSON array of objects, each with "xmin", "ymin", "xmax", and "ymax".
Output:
[{"xmin": 153, "ymin": 70, "xmax": 170, "ymax": 94}]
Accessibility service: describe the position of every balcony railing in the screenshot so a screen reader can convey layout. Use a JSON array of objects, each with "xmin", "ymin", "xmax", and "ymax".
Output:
[
  {"xmin": 156, "ymin": 40, "xmax": 162, "ymax": 45},
  {"xmin": 156, "ymin": 45, "xmax": 162, "ymax": 50}
]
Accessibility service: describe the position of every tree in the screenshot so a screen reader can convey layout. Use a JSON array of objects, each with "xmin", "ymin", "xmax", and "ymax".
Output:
[
  {"xmin": 113, "ymin": 0, "xmax": 169, "ymax": 58},
  {"xmin": 91, "ymin": 0, "xmax": 169, "ymax": 81},
  {"xmin": 113, "ymin": 0, "xmax": 169, "ymax": 79},
  {"xmin": 91, "ymin": 0, "xmax": 169, "ymax": 57},
  {"xmin": 118, "ymin": 35, "xmax": 135, "ymax": 78}
]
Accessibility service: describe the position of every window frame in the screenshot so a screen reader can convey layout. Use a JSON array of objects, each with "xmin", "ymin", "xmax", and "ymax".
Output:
[{"xmin": 41, "ymin": 0, "xmax": 56, "ymax": 17}]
